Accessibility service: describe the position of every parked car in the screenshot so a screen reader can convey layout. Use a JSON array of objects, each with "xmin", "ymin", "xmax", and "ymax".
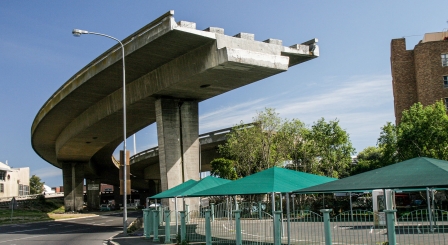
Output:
[
  {"xmin": 120, "ymin": 203, "xmax": 139, "ymax": 210},
  {"xmin": 149, "ymin": 203, "xmax": 161, "ymax": 208},
  {"xmin": 100, "ymin": 204, "xmax": 111, "ymax": 211}
]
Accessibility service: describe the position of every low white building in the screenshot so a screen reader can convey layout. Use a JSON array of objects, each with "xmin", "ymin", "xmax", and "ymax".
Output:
[
  {"xmin": 0, "ymin": 161, "xmax": 30, "ymax": 198},
  {"xmin": 43, "ymin": 184, "xmax": 55, "ymax": 194}
]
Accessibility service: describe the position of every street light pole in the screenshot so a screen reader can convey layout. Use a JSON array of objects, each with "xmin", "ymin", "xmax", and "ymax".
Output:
[{"xmin": 72, "ymin": 29, "xmax": 128, "ymax": 235}]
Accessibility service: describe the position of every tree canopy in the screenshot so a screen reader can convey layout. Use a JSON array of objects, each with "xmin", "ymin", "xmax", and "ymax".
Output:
[
  {"xmin": 215, "ymin": 108, "xmax": 355, "ymax": 179},
  {"xmin": 210, "ymin": 158, "xmax": 238, "ymax": 180},
  {"xmin": 30, "ymin": 174, "xmax": 45, "ymax": 194},
  {"xmin": 355, "ymin": 100, "xmax": 448, "ymax": 173}
]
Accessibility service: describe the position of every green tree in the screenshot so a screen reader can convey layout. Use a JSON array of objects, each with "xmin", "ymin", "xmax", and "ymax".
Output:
[
  {"xmin": 397, "ymin": 101, "xmax": 448, "ymax": 160},
  {"xmin": 308, "ymin": 118, "xmax": 355, "ymax": 178},
  {"xmin": 210, "ymin": 158, "xmax": 238, "ymax": 180},
  {"xmin": 378, "ymin": 100, "xmax": 448, "ymax": 163},
  {"xmin": 277, "ymin": 119, "xmax": 315, "ymax": 172},
  {"xmin": 350, "ymin": 146, "xmax": 383, "ymax": 175},
  {"xmin": 30, "ymin": 174, "xmax": 45, "ymax": 194},
  {"xmin": 219, "ymin": 108, "xmax": 285, "ymax": 177},
  {"xmin": 219, "ymin": 108, "xmax": 355, "ymax": 179},
  {"xmin": 377, "ymin": 122, "xmax": 398, "ymax": 165}
]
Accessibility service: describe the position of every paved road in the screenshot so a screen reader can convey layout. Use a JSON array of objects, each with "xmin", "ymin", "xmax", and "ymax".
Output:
[{"xmin": 0, "ymin": 211, "xmax": 140, "ymax": 245}]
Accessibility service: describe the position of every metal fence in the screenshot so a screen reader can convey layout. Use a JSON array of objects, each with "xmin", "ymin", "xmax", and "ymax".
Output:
[
  {"xmin": 144, "ymin": 205, "xmax": 448, "ymax": 245},
  {"xmin": 396, "ymin": 209, "xmax": 448, "ymax": 245},
  {"xmin": 289, "ymin": 210, "xmax": 325, "ymax": 244},
  {"xmin": 185, "ymin": 209, "xmax": 207, "ymax": 242},
  {"xmin": 330, "ymin": 210, "xmax": 387, "ymax": 245}
]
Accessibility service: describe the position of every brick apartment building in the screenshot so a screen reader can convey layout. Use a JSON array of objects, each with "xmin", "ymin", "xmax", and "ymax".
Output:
[{"xmin": 391, "ymin": 31, "xmax": 448, "ymax": 124}]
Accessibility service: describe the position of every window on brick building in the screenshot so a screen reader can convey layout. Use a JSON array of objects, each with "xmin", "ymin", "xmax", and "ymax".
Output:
[
  {"xmin": 444, "ymin": 76, "xmax": 448, "ymax": 88},
  {"xmin": 442, "ymin": 54, "xmax": 448, "ymax": 67},
  {"xmin": 445, "ymin": 98, "xmax": 448, "ymax": 110}
]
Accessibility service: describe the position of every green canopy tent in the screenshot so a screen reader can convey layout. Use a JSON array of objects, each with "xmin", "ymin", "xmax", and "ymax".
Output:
[
  {"xmin": 149, "ymin": 176, "xmax": 232, "ymax": 230},
  {"xmin": 294, "ymin": 157, "xmax": 448, "ymax": 194},
  {"xmin": 188, "ymin": 167, "xmax": 336, "ymax": 244},
  {"xmin": 187, "ymin": 167, "xmax": 335, "ymax": 214},
  {"xmin": 150, "ymin": 176, "xmax": 231, "ymax": 199},
  {"xmin": 188, "ymin": 167, "xmax": 336, "ymax": 197},
  {"xmin": 150, "ymin": 179, "xmax": 197, "ymax": 199},
  {"xmin": 294, "ymin": 157, "xmax": 448, "ymax": 230}
]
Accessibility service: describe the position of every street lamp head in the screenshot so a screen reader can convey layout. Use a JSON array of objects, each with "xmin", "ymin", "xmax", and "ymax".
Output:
[{"xmin": 72, "ymin": 29, "xmax": 89, "ymax": 37}]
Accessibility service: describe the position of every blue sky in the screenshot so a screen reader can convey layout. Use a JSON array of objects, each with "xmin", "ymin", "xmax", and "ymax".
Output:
[{"xmin": 1, "ymin": 1, "xmax": 447, "ymax": 187}]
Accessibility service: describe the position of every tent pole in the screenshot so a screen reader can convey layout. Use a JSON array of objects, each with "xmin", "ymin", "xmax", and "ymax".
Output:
[
  {"xmin": 183, "ymin": 197, "xmax": 185, "ymax": 211},
  {"xmin": 235, "ymin": 195, "xmax": 238, "ymax": 210},
  {"xmin": 292, "ymin": 194, "xmax": 295, "ymax": 218},
  {"xmin": 286, "ymin": 193, "xmax": 290, "ymax": 245},
  {"xmin": 322, "ymin": 193, "xmax": 324, "ymax": 208},
  {"xmin": 431, "ymin": 188, "xmax": 436, "ymax": 227},
  {"xmin": 349, "ymin": 192, "xmax": 353, "ymax": 222},
  {"xmin": 426, "ymin": 187, "xmax": 434, "ymax": 231},
  {"xmin": 226, "ymin": 196, "xmax": 230, "ymax": 223},
  {"xmin": 279, "ymin": 193, "xmax": 284, "ymax": 238},
  {"xmin": 271, "ymin": 192, "xmax": 276, "ymax": 245},
  {"xmin": 175, "ymin": 197, "xmax": 178, "ymax": 235}
]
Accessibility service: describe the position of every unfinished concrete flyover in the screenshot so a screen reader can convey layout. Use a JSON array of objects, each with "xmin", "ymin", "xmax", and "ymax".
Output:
[{"xmin": 31, "ymin": 10, "xmax": 318, "ymax": 211}]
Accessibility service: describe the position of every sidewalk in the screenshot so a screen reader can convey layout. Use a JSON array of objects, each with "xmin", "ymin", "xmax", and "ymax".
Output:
[{"xmin": 107, "ymin": 228, "xmax": 176, "ymax": 245}]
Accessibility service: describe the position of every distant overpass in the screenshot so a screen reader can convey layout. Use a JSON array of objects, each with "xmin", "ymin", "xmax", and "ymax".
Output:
[
  {"xmin": 31, "ymin": 10, "xmax": 318, "ymax": 211},
  {"xmin": 129, "ymin": 126, "xmax": 242, "ymax": 192}
]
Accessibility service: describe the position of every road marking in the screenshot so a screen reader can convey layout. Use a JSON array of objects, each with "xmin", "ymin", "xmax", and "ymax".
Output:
[
  {"xmin": 0, "ymin": 235, "xmax": 48, "ymax": 244},
  {"xmin": 6, "ymin": 228, "xmax": 48, "ymax": 234},
  {"xmin": 0, "ymin": 228, "xmax": 91, "ymax": 244}
]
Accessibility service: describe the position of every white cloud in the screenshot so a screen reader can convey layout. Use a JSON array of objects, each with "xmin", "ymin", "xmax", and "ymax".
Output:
[
  {"xmin": 198, "ymin": 74, "xmax": 395, "ymax": 151},
  {"xmin": 32, "ymin": 167, "xmax": 62, "ymax": 179}
]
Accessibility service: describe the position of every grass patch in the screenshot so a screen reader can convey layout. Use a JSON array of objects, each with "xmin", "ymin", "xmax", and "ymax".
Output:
[{"xmin": 0, "ymin": 196, "xmax": 96, "ymax": 225}]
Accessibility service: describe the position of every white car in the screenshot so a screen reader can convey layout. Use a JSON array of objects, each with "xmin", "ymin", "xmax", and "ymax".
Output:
[
  {"xmin": 120, "ymin": 203, "xmax": 138, "ymax": 210},
  {"xmin": 149, "ymin": 203, "xmax": 161, "ymax": 208}
]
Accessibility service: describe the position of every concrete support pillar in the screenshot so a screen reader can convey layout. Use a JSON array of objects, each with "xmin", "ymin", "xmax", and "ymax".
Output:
[
  {"xmin": 62, "ymin": 162, "xmax": 84, "ymax": 212},
  {"xmin": 155, "ymin": 98, "xmax": 200, "ymax": 210},
  {"xmin": 86, "ymin": 178, "xmax": 100, "ymax": 210}
]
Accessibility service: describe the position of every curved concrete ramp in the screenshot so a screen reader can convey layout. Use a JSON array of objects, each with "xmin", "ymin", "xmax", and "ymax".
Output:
[{"xmin": 31, "ymin": 10, "xmax": 318, "ymax": 211}]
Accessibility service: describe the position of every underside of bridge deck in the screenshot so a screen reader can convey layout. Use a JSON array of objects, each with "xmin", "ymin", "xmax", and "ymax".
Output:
[{"xmin": 31, "ymin": 10, "xmax": 318, "ymax": 211}]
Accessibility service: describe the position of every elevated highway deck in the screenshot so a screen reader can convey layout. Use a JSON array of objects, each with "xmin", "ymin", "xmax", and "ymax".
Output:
[{"xmin": 31, "ymin": 10, "xmax": 318, "ymax": 210}]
